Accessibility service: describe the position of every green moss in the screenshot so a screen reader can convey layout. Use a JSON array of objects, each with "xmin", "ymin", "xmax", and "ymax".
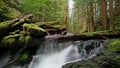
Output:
[
  {"xmin": 24, "ymin": 35, "xmax": 31, "ymax": 45},
  {"xmin": 19, "ymin": 35, "xmax": 25, "ymax": 44},
  {"xmin": 0, "ymin": 34, "xmax": 20, "ymax": 47},
  {"xmin": 83, "ymin": 33, "xmax": 94, "ymax": 37},
  {"xmin": 18, "ymin": 35, "xmax": 31, "ymax": 46},
  {"xmin": 19, "ymin": 53, "xmax": 29, "ymax": 61},
  {"xmin": 114, "ymin": 55, "xmax": 120, "ymax": 65},
  {"xmin": 110, "ymin": 39, "xmax": 120, "ymax": 47},
  {"xmin": 12, "ymin": 22, "xmax": 21, "ymax": 27},
  {"xmin": 63, "ymin": 60, "xmax": 99, "ymax": 68},
  {"xmin": 0, "ymin": 22, "xmax": 11, "ymax": 38},
  {"xmin": 23, "ymin": 23, "xmax": 31, "ymax": 28},
  {"xmin": 64, "ymin": 39, "xmax": 120, "ymax": 68},
  {"xmin": 107, "ymin": 39, "xmax": 120, "ymax": 53},
  {"xmin": 99, "ymin": 39, "xmax": 120, "ymax": 68},
  {"xmin": 0, "ymin": 34, "xmax": 31, "ymax": 47}
]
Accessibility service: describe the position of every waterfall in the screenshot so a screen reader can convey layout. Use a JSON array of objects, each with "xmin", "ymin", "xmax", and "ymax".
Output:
[
  {"xmin": 28, "ymin": 39, "xmax": 104, "ymax": 68},
  {"xmin": 68, "ymin": 0, "xmax": 74, "ymax": 17}
]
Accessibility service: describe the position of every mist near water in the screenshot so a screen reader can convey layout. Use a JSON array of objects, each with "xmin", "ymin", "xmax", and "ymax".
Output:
[{"xmin": 28, "ymin": 40, "xmax": 103, "ymax": 68}]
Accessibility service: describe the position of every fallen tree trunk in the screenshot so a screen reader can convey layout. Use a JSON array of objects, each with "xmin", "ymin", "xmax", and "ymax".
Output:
[
  {"xmin": 12, "ymin": 14, "xmax": 34, "ymax": 28},
  {"xmin": 45, "ymin": 30, "xmax": 120, "ymax": 42}
]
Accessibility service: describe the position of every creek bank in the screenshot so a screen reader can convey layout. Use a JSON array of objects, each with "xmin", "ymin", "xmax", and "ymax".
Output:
[{"xmin": 62, "ymin": 39, "xmax": 120, "ymax": 68}]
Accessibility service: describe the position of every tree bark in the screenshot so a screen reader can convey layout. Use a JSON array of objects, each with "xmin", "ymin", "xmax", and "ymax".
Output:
[
  {"xmin": 89, "ymin": 1, "xmax": 95, "ymax": 32},
  {"xmin": 109, "ymin": 0, "xmax": 114, "ymax": 30},
  {"xmin": 101, "ymin": 0, "xmax": 107, "ymax": 30}
]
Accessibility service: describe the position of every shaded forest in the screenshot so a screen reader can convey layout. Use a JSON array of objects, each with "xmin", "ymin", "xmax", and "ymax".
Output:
[
  {"xmin": 69, "ymin": 0, "xmax": 120, "ymax": 33},
  {"xmin": 0, "ymin": 0, "xmax": 120, "ymax": 68}
]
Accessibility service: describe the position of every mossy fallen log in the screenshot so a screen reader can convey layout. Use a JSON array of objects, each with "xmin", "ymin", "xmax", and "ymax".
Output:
[
  {"xmin": 35, "ymin": 21, "xmax": 66, "ymax": 35},
  {"xmin": 46, "ymin": 30, "xmax": 120, "ymax": 42},
  {"xmin": 0, "ymin": 14, "xmax": 34, "ymax": 38}
]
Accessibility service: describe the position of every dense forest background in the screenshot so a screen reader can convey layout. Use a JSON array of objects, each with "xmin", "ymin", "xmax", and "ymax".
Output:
[
  {"xmin": 0, "ymin": 0, "xmax": 67, "ymax": 25},
  {"xmin": 1, "ymin": 0, "xmax": 120, "ymax": 34},
  {"xmin": 69, "ymin": 0, "xmax": 120, "ymax": 34}
]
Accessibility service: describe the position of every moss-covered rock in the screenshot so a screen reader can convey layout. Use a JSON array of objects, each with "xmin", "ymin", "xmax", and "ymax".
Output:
[
  {"xmin": 63, "ymin": 59, "xmax": 100, "ymax": 68},
  {"xmin": 15, "ymin": 53, "xmax": 29, "ymax": 64},
  {"xmin": 0, "ymin": 34, "xmax": 31, "ymax": 47}
]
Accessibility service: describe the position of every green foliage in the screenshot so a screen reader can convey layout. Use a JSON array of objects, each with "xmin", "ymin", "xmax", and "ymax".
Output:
[
  {"xmin": 109, "ymin": 39, "xmax": 120, "ymax": 47},
  {"xmin": 17, "ymin": 0, "xmax": 67, "ymax": 23},
  {"xmin": 103, "ymin": 39, "xmax": 120, "ymax": 54},
  {"xmin": 64, "ymin": 39, "xmax": 120, "ymax": 68},
  {"xmin": 98, "ymin": 39, "xmax": 120, "ymax": 68},
  {"xmin": 113, "ymin": 16, "xmax": 120, "ymax": 29},
  {"xmin": 0, "ymin": 0, "xmax": 21, "ymax": 21}
]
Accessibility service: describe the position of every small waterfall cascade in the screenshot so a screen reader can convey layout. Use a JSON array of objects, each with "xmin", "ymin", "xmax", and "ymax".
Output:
[{"xmin": 29, "ymin": 38, "xmax": 104, "ymax": 68}]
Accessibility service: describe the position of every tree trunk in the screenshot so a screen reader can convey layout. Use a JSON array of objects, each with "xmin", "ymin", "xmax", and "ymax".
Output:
[
  {"xmin": 101, "ymin": 0, "xmax": 107, "ymax": 30},
  {"xmin": 89, "ymin": 1, "xmax": 95, "ymax": 32},
  {"xmin": 109, "ymin": 0, "xmax": 114, "ymax": 30},
  {"xmin": 64, "ymin": 0, "xmax": 68, "ymax": 28}
]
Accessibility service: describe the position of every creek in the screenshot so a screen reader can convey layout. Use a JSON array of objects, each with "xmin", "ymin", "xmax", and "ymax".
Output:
[
  {"xmin": 0, "ymin": 35, "xmax": 104, "ymax": 68},
  {"xmin": 29, "ymin": 39, "xmax": 103, "ymax": 68}
]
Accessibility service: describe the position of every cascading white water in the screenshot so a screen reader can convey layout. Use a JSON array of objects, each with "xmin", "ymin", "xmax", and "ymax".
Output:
[
  {"xmin": 30, "ymin": 45, "xmax": 74, "ymax": 68},
  {"xmin": 28, "ymin": 39, "xmax": 103, "ymax": 68}
]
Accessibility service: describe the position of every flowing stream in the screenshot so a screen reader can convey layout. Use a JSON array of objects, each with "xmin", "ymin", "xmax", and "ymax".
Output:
[
  {"xmin": 0, "ymin": 36, "xmax": 104, "ymax": 68},
  {"xmin": 28, "ymin": 38, "xmax": 104, "ymax": 68}
]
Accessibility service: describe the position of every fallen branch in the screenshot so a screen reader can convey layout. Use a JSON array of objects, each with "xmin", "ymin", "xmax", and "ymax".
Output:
[{"xmin": 12, "ymin": 14, "xmax": 34, "ymax": 28}]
